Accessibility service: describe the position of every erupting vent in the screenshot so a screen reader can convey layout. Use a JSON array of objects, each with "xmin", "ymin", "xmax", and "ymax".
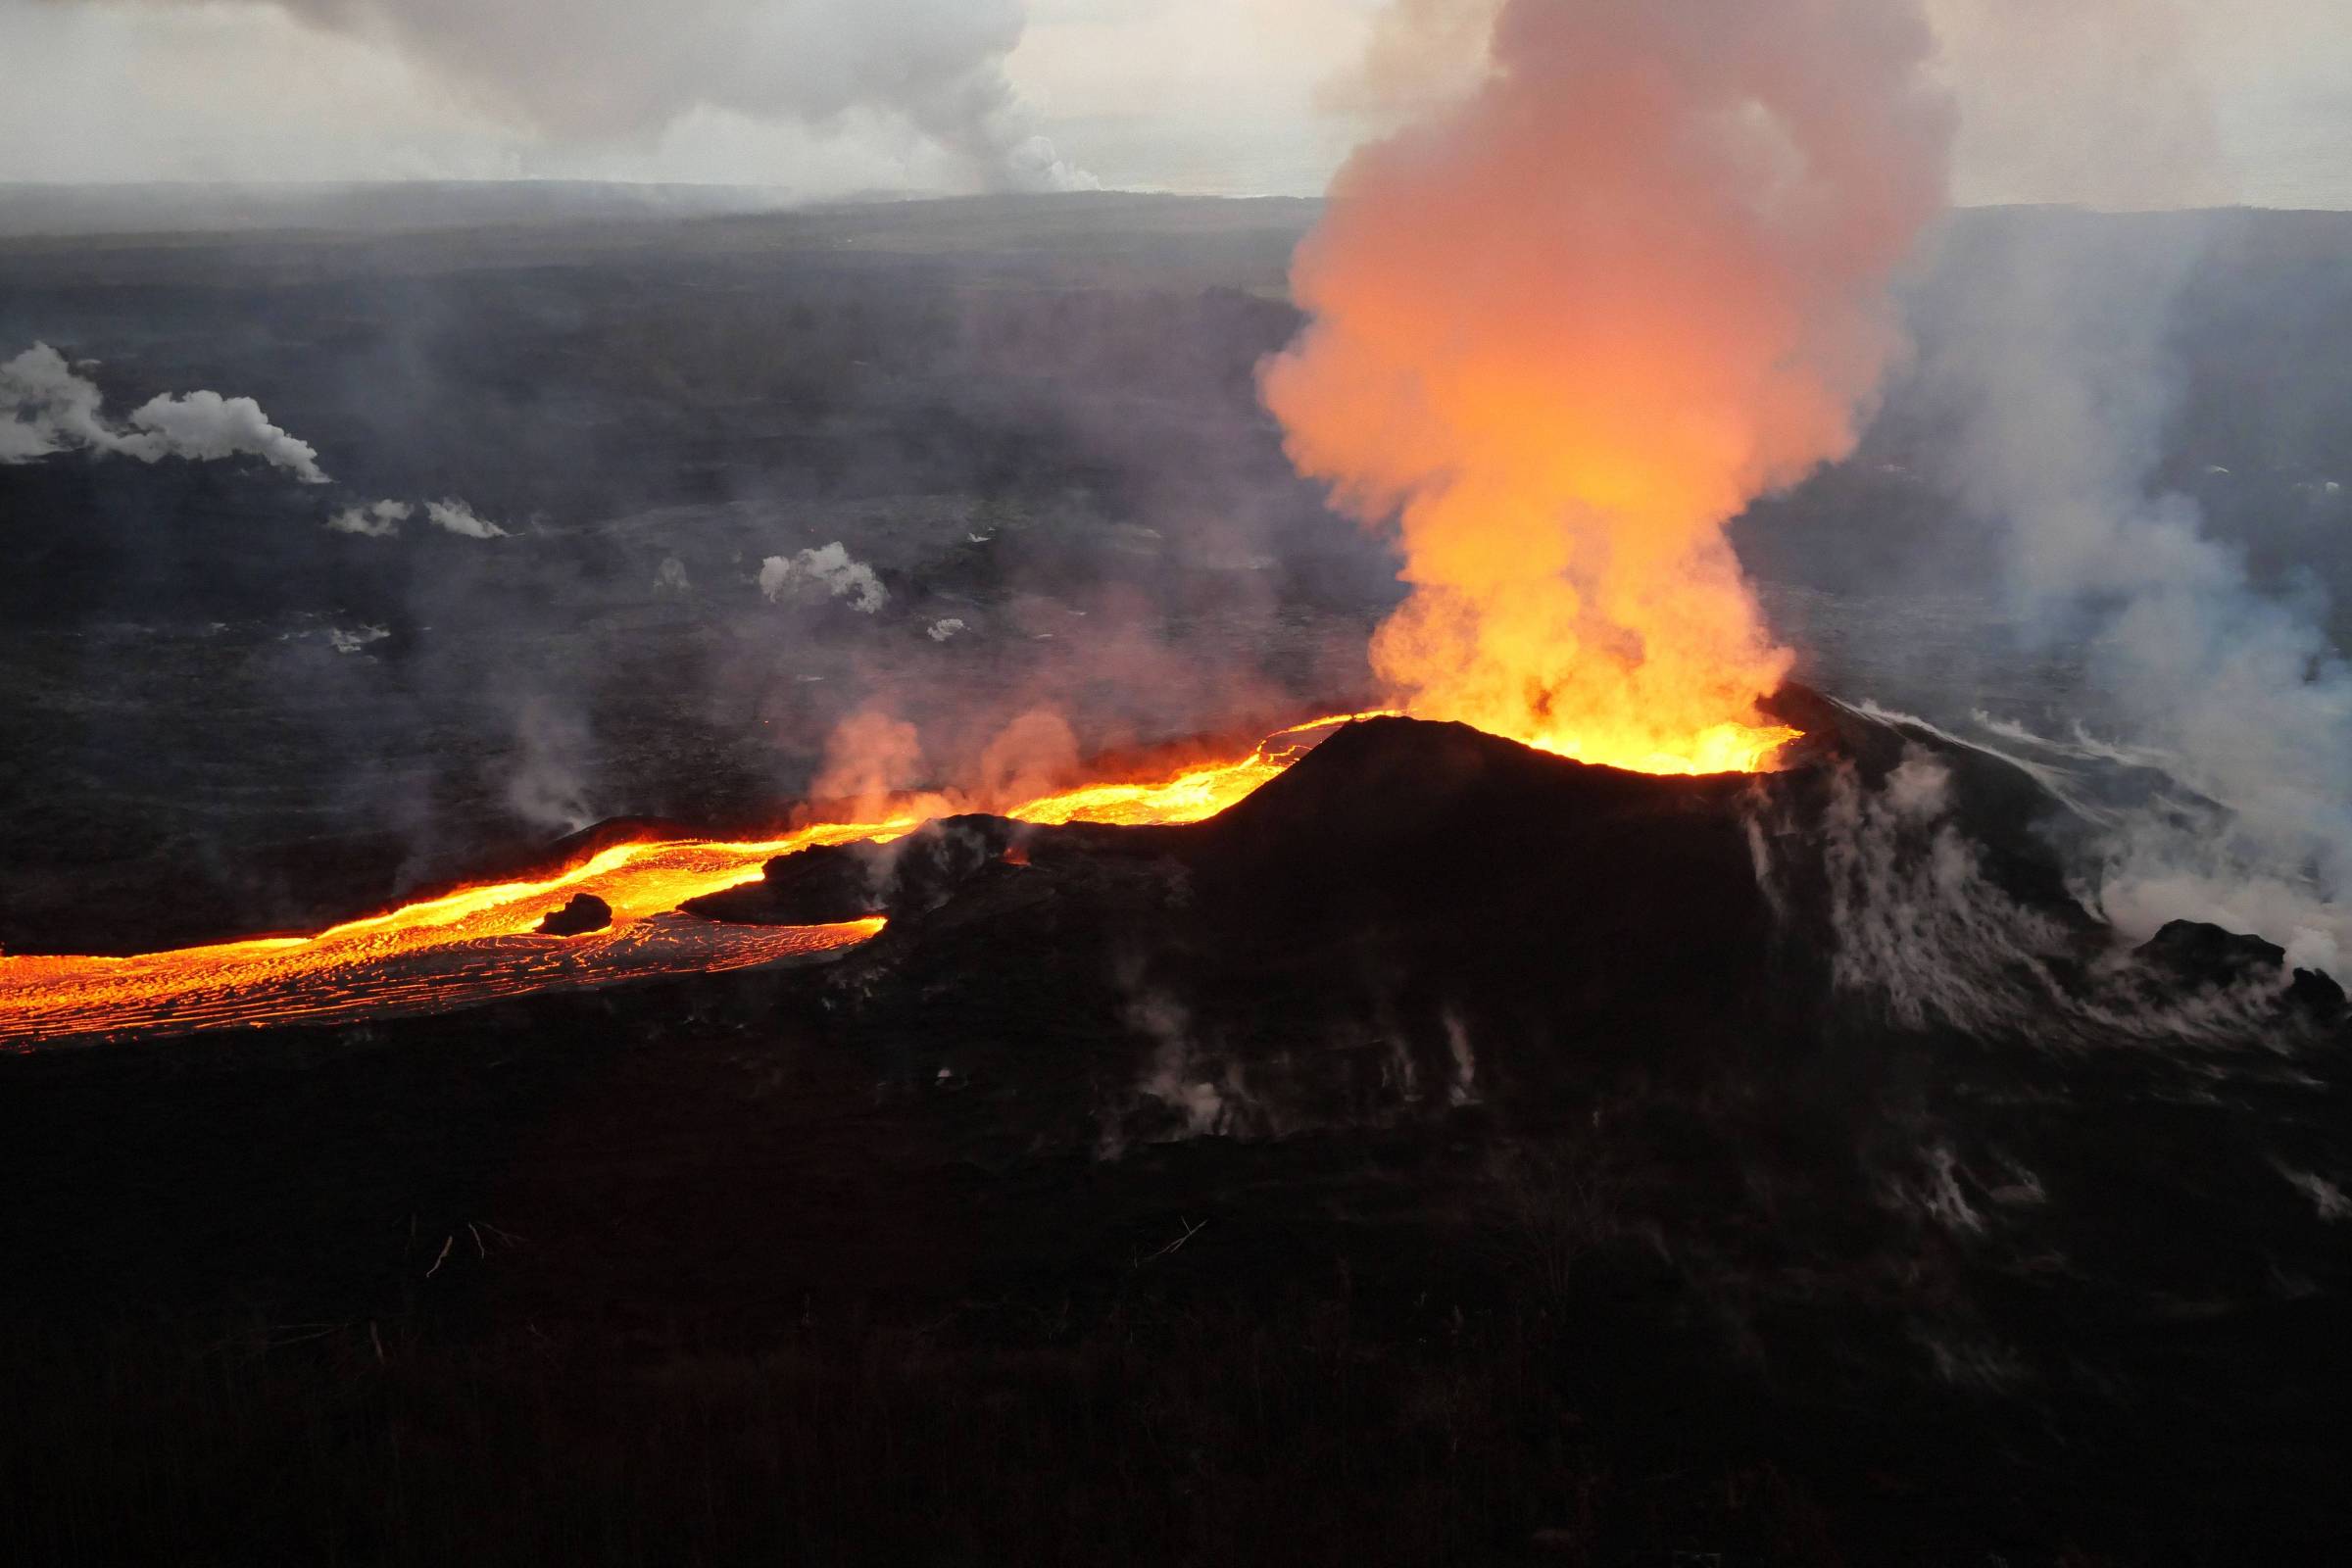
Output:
[{"xmin": 12, "ymin": 711, "xmax": 1676, "ymax": 1045}]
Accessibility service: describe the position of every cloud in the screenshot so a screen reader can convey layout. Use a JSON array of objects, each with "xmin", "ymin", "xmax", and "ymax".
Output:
[
  {"xmin": 760, "ymin": 541, "xmax": 887, "ymax": 612},
  {"xmin": 1926, "ymin": 0, "xmax": 2231, "ymax": 209},
  {"xmin": 422, "ymin": 497, "xmax": 509, "ymax": 539},
  {"xmin": 2, "ymin": 341, "xmax": 327, "ymax": 481},
  {"xmin": 35, "ymin": 0, "xmax": 1090, "ymax": 193}
]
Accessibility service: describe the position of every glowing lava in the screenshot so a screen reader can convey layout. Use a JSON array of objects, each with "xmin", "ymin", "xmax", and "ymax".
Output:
[
  {"xmin": 0, "ymin": 712, "xmax": 1407, "ymax": 1046},
  {"xmin": 1260, "ymin": 0, "xmax": 1943, "ymax": 781}
]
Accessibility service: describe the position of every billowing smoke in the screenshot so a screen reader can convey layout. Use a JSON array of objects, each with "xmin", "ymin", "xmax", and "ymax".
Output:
[
  {"xmin": 1916, "ymin": 3, "xmax": 2352, "ymax": 976},
  {"xmin": 760, "ymin": 542, "xmax": 887, "ymax": 613},
  {"xmin": 1263, "ymin": 0, "xmax": 1952, "ymax": 774},
  {"xmin": 2, "ymin": 342, "xmax": 327, "ymax": 481},
  {"xmin": 58, "ymin": 0, "xmax": 1088, "ymax": 192}
]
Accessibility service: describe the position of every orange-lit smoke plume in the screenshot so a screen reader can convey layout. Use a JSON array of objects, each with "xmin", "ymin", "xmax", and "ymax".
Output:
[{"xmin": 1264, "ymin": 0, "xmax": 1954, "ymax": 774}]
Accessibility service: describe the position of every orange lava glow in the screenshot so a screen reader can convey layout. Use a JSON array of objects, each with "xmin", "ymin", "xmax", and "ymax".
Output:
[
  {"xmin": 0, "ymin": 712, "xmax": 1407, "ymax": 1047},
  {"xmin": 1003, "ymin": 710, "xmax": 1398, "ymax": 826},
  {"xmin": 1259, "ymin": 1, "xmax": 1941, "ymax": 781}
]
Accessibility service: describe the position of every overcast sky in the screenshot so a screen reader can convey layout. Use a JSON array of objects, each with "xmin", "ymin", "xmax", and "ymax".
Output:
[{"xmin": 2, "ymin": 0, "xmax": 2348, "ymax": 207}]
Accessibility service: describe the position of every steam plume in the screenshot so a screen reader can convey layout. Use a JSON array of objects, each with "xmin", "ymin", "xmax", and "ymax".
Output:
[
  {"xmin": 322, "ymin": 496, "xmax": 505, "ymax": 539},
  {"xmin": 761, "ymin": 542, "xmax": 887, "ymax": 613},
  {"xmin": 2, "ymin": 342, "xmax": 327, "ymax": 481},
  {"xmin": 423, "ymin": 497, "xmax": 509, "ymax": 539},
  {"xmin": 1919, "ymin": 5, "xmax": 2352, "ymax": 975},
  {"xmin": 326, "ymin": 499, "xmax": 412, "ymax": 537},
  {"xmin": 1263, "ymin": 0, "xmax": 1952, "ymax": 774}
]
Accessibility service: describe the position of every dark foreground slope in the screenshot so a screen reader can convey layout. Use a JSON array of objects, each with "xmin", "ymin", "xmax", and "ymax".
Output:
[{"xmin": 5, "ymin": 707, "xmax": 2350, "ymax": 1566}]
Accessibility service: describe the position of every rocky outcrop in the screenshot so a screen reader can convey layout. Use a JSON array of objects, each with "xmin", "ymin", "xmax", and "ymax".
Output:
[{"xmin": 536, "ymin": 893, "xmax": 612, "ymax": 937}]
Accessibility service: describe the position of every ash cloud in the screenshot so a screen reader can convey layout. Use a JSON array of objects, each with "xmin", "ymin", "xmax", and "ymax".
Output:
[{"xmin": 2, "ymin": 342, "xmax": 327, "ymax": 481}]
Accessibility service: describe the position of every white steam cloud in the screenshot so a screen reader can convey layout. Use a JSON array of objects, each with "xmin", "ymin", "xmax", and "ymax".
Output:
[
  {"xmin": 504, "ymin": 699, "xmax": 598, "ymax": 835},
  {"xmin": 423, "ymin": 497, "xmax": 509, "ymax": 539},
  {"xmin": 323, "ymin": 495, "xmax": 506, "ymax": 540},
  {"xmin": 326, "ymin": 499, "xmax": 412, "ymax": 536},
  {"xmin": 2, "ymin": 342, "xmax": 327, "ymax": 482},
  {"xmin": 760, "ymin": 542, "xmax": 887, "ymax": 613},
  {"xmin": 1918, "ymin": 6, "xmax": 2352, "ymax": 977}
]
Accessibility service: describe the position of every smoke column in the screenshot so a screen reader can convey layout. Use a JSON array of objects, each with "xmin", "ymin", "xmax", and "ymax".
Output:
[
  {"xmin": 1919, "ymin": 1, "xmax": 2352, "ymax": 975},
  {"xmin": 1263, "ymin": 0, "xmax": 1952, "ymax": 774}
]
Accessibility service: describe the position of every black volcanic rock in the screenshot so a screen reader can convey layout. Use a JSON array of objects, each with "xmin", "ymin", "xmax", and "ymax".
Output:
[
  {"xmin": 536, "ymin": 894, "xmax": 612, "ymax": 936},
  {"xmin": 2136, "ymin": 917, "xmax": 2349, "ymax": 1017},
  {"xmin": 683, "ymin": 815, "xmax": 1023, "ymax": 926},
  {"xmin": 2139, "ymin": 917, "xmax": 2292, "ymax": 985},
  {"xmin": 12, "ymin": 695, "xmax": 2352, "ymax": 1567},
  {"xmin": 684, "ymin": 843, "xmax": 884, "ymax": 925}
]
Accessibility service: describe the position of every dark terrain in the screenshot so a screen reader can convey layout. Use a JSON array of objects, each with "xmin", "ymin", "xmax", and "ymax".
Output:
[
  {"xmin": 9, "ymin": 197, "xmax": 2352, "ymax": 956},
  {"xmin": 9, "ymin": 193, "xmax": 2352, "ymax": 1564},
  {"xmin": 7, "ymin": 704, "xmax": 2352, "ymax": 1564}
]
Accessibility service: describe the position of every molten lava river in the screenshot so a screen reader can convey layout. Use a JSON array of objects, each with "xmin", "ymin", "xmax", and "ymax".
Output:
[{"xmin": 0, "ymin": 710, "xmax": 1794, "ymax": 1047}]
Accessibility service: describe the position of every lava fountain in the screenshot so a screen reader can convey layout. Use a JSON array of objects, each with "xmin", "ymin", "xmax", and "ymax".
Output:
[{"xmin": 1262, "ymin": 0, "xmax": 1952, "ymax": 774}]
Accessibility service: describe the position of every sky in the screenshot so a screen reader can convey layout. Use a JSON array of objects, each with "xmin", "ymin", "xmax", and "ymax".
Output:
[{"xmin": 1, "ymin": 0, "xmax": 2349, "ymax": 207}]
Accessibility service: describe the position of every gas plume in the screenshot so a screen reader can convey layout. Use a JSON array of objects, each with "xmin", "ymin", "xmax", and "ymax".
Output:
[
  {"xmin": 326, "ymin": 499, "xmax": 412, "ymax": 537},
  {"xmin": 761, "ymin": 542, "xmax": 888, "ymax": 613},
  {"xmin": 1916, "ymin": 4, "xmax": 2352, "ymax": 975},
  {"xmin": 423, "ymin": 497, "xmax": 509, "ymax": 539},
  {"xmin": 1, "ymin": 341, "xmax": 327, "ymax": 481},
  {"xmin": 1264, "ymin": 0, "xmax": 1952, "ymax": 775},
  {"xmin": 322, "ymin": 495, "xmax": 506, "ymax": 538}
]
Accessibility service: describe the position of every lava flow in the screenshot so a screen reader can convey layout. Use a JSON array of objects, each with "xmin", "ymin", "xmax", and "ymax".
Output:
[{"xmin": 0, "ymin": 712, "xmax": 1418, "ymax": 1046}]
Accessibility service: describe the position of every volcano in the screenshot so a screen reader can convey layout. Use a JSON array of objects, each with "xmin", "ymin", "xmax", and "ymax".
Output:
[{"xmin": 6, "ymin": 691, "xmax": 2350, "ymax": 1562}]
